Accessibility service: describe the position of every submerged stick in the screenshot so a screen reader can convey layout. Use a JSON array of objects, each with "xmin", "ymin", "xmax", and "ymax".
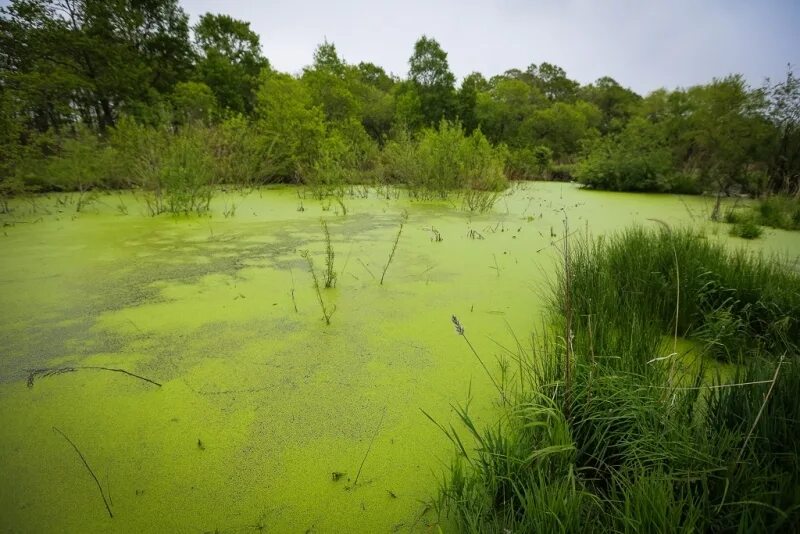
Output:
[
  {"xmin": 53, "ymin": 427, "xmax": 113, "ymax": 518},
  {"xmin": 27, "ymin": 366, "xmax": 161, "ymax": 388},
  {"xmin": 353, "ymin": 407, "xmax": 387, "ymax": 486},
  {"xmin": 289, "ymin": 268, "xmax": 298, "ymax": 312}
]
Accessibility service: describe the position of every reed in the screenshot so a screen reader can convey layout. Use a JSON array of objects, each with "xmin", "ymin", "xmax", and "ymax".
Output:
[
  {"xmin": 300, "ymin": 250, "xmax": 335, "ymax": 325},
  {"xmin": 380, "ymin": 211, "xmax": 408, "ymax": 285}
]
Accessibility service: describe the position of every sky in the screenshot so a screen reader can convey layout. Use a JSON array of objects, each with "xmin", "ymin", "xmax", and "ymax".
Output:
[{"xmin": 179, "ymin": 0, "xmax": 799, "ymax": 95}]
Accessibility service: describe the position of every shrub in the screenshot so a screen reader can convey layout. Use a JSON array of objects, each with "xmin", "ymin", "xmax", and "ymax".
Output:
[
  {"xmin": 209, "ymin": 115, "xmax": 278, "ymax": 187},
  {"xmin": 576, "ymin": 117, "xmax": 677, "ymax": 192},
  {"xmin": 383, "ymin": 121, "xmax": 507, "ymax": 200},
  {"xmin": 730, "ymin": 218, "xmax": 763, "ymax": 239}
]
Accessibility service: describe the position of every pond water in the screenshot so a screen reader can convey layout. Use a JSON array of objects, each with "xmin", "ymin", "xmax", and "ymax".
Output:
[{"xmin": 1, "ymin": 183, "xmax": 797, "ymax": 532}]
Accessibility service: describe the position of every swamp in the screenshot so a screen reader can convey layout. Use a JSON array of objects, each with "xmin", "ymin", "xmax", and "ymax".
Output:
[
  {"xmin": 1, "ymin": 184, "xmax": 798, "ymax": 531},
  {"xmin": 2, "ymin": 0, "xmax": 800, "ymax": 531}
]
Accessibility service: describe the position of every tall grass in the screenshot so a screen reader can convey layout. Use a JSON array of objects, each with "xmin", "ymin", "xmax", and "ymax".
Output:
[
  {"xmin": 555, "ymin": 227, "xmax": 799, "ymax": 364},
  {"xmin": 435, "ymin": 227, "xmax": 800, "ymax": 532}
]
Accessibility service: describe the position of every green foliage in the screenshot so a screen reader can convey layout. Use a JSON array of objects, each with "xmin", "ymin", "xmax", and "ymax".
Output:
[
  {"xmin": 577, "ymin": 117, "xmax": 676, "ymax": 191},
  {"xmin": 109, "ymin": 117, "xmax": 214, "ymax": 214},
  {"xmin": 557, "ymin": 227, "xmax": 798, "ymax": 364},
  {"xmin": 764, "ymin": 67, "xmax": 800, "ymax": 193},
  {"xmin": 725, "ymin": 195, "xmax": 800, "ymax": 232},
  {"xmin": 507, "ymin": 145, "xmax": 554, "ymax": 181},
  {"xmin": 171, "ymin": 82, "xmax": 217, "ymax": 125},
  {"xmin": 209, "ymin": 115, "xmax": 278, "ymax": 187},
  {"xmin": 303, "ymin": 119, "xmax": 380, "ymax": 199},
  {"xmin": 730, "ymin": 217, "xmax": 764, "ymax": 239},
  {"xmin": 0, "ymin": 0, "xmax": 193, "ymax": 131},
  {"xmin": 193, "ymin": 13, "xmax": 268, "ymax": 114},
  {"xmin": 147, "ymin": 127, "xmax": 215, "ymax": 215},
  {"xmin": 255, "ymin": 70, "xmax": 326, "ymax": 179},
  {"xmin": 756, "ymin": 195, "xmax": 800, "ymax": 230},
  {"xmin": 43, "ymin": 126, "xmax": 114, "ymax": 211},
  {"xmin": 383, "ymin": 121, "xmax": 507, "ymax": 201},
  {"xmin": 408, "ymin": 35, "xmax": 456, "ymax": 125}
]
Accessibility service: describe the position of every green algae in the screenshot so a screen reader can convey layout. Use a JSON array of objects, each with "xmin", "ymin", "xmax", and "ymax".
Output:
[{"xmin": 1, "ymin": 183, "xmax": 799, "ymax": 532}]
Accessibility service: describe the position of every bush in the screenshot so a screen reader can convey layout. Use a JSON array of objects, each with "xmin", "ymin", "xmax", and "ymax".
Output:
[
  {"xmin": 383, "ymin": 120, "xmax": 507, "ymax": 201},
  {"xmin": 757, "ymin": 195, "xmax": 800, "ymax": 230},
  {"xmin": 730, "ymin": 218, "xmax": 763, "ymax": 239},
  {"xmin": 576, "ymin": 117, "xmax": 677, "ymax": 192},
  {"xmin": 111, "ymin": 117, "xmax": 214, "ymax": 215},
  {"xmin": 506, "ymin": 145, "xmax": 552, "ymax": 180},
  {"xmin": 209, "ymin": 115, "xmax": 278, "ymax": 187}
]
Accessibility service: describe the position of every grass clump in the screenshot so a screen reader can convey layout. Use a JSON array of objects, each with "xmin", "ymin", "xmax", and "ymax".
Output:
[
  {"xmin": 724, "ymin": 195, "xmax": 800, "ymax": 234},
  {"xmin": 558, "ymin": 227, "xmax": 798, "ymax": 363},
  {"xmin": 729, "ymin": 216, "xmax": 764, "ymax": 239},
  {"xmin": 435, "ymin": 227, "xmax": 800, "ymax": 532}
]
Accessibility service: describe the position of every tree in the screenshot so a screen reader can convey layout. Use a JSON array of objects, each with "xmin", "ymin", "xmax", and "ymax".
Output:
[
  {"xmin": 194, "ymin": 13, "xmax": 268, "ymax": 114},
  {"xmin": 408, "ymin": 35, "xmax": 456, "ymax": 125},
  {"xmin": 255, "ymin": 70, "xmax": 326, "ymax": 179},
  {"xmin": 526, "ymin": 62, "xmax": 580, "ymax": 102},
  {"xmin": 683, "ymin": 76, "xmax": 772, "ymax": 208},
  {"xmin": 764, "ymin": 66, "xmax": 800, "ymax": 193},
  {"xmin": 457, "ymin": 72, "xmax": 489, "ymax": 133},
  {"xmin": 171, "ymin": 81, "xmax": 217, "ymax": 125},
  {"xmin": 302, "ymin": 41, "xmax": 359, "ymax": 123},
  {"xmin": 0, "ymin": 0, "xmax": 193, "ymax": 131},
  {"xmin": 475, "ymin": 77, "xmax": 546, "ymax": 145},
  {"xmin": 581, "ymin": 76, "xmax": 641, "ymax": 134},
  {"xmin": 520, "ymin": 101, "xmax": 601, "ymax": 159}
]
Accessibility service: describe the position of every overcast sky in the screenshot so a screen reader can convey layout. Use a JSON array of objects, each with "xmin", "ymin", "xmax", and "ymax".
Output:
[{"xmin": 178, "ymin": 0, "xmax": 798, "ymax": 95}]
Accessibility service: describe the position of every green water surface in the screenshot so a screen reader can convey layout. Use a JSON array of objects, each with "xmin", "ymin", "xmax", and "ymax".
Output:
[{"xmin": 1, "ymin": 183, "xmax": 797, "ymax": 532}]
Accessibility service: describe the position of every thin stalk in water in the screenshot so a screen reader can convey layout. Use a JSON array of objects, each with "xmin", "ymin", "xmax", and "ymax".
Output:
[{"xmin": 380, "ymin": 211, "xmax": 408, "ymax": 285}]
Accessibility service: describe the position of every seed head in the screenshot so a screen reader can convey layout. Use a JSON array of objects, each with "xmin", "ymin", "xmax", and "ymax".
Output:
[{"xmin": 451, "ymin": 315, "xmax": 465, "ymax": 336}]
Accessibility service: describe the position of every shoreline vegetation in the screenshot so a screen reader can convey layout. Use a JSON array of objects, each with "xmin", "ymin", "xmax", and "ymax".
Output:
[
  {"xmin": 435, "ymin": 228, "xmax": 800, "ymax": 532},
  {"xmin": 2, "ymin": 3, "xmax": 799, "ymax": 222}
]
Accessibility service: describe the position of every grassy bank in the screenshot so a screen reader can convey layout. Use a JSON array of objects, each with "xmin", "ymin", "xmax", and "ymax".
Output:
[{"xmin": 436, "ymin": 228, "xmax": 800, "ymax": 532}]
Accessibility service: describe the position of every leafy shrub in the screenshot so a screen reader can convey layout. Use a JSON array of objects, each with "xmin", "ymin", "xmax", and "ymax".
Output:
[
  {"xmin": 757, "ymin": 195, "xmax": 800, "ymax": 230},
  {"xmin": 506, "ymin": 145, "xmax": 552, "ymax": 180},
  {"xmin": 383, "ymin": 120, "xmax": 507, "ymax": 200},
  {"xmin": 209, "ymin": 115, "xmax": 277, "ymax": 187},
  {"xmin": 730, "ymin": 218, "xmax": 763, "ymax": 239},
  {"xmin": 111, "ymin": 117, "xmax": 214, "ymax": 215}
]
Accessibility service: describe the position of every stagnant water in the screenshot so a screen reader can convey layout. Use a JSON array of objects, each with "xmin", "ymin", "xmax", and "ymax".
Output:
[{"xmin": 1, "ymin": 183, "xmax": 798, "ymax": 532}]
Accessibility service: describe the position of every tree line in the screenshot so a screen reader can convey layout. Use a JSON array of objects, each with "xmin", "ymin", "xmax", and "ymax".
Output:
[{"xmin": 1, "ymin": 0, "xmax": 798, "ymax": 210}]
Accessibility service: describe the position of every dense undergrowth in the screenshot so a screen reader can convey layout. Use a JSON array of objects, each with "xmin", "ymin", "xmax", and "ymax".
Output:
[
  {"xmin": 437, "ymin": 228, "xmax": 800, "ymax": 532},
  {"xmin": 0, "ymin": 117, "xmax": 508, "ymax": 215},
  {"xmin": 725, "ymin": 196, "xmax": 800, "ymax": 235}
]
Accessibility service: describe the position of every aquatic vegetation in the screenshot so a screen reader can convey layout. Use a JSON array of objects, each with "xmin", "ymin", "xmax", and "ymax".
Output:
[
  {"xmin": 436, "ymin": 227, "xmax": 800, "ymax": 532},
  {"xmin": 300, "ymin": 249, "xmax": 335, "ymax": 325},
  {"xmin": 379, "ymin": 211, "xmax": 408, "ymax": 285},
  {"xmin": 555, "ymin": 227, "xmax": 799, "ymax": 364},
  {"xmin": 321, "ymin": 220, "xmax": 337, "ymax": 289}
]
